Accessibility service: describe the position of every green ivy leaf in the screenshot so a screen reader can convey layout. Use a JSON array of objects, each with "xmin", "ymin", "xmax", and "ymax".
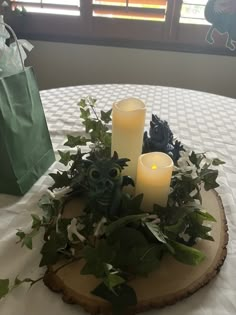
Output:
[
  {"xmin": 189, "ymin": 151, "xmax": 203, "ymax": 167},
  {"xmin": 121, "ymin": 194, "xmax": 143, "ymax": 214},
  {"xmin": 103, "ymin": 274, "xmax": 125, "ymax": 290},
  {"xmin": 31, "ymin": 214, "xmax": 42, "ymax": 230},
  {"xmin": 39, "ymin": 231, "xmax": 67, "ymax": 267},
  {"xmin": 212, "ymin": 158, "xmax": 225, "ymax": 166},
  {"xmin": 14, "ymin": 277, "xmax": 33, "ymax": 288},
  {"xmin": 108, "ymin": 227, "xmax": 148, "ymax": 250},
  {"xmin": 106, "ymin": 214, "xmax": 147, "ymax": 236},
  {"xmin": 78, "ymin": 98, "xmax": 86, "ymax": 108},
  {"xmin": 0, "ymin": 279, "xmax": 9, "ymax": 299},
  {"xmin": 169, "ymin": 240, "xmax": 205, "ymax": 265},
  {"xmin": 81, "ymin": 241, "xmax": 115, "ymax": 278},
  {"xmin": 16, "ymin": 230, "xmax": 33, "ymax": 250},
  {"xmin": 38, "ymin": 194, "xmax": 59, "ymax": 220},
  {"xmin": 195, "ymin": 210, "xmax": 216, "ymax": 222},
  {"xmin": 23, "ymin": 236, "xmax": 33, "ymax": 250},
  {"xmin": 101, "ymin": 109, "xmax": 112, "ymax": 123},
  {"xmin": 16, "ymin": 230, "xmax": 26, "ymax": 242},
  {"xmin": 128, "ymin": 245, "xmax": 161, "ymax": 275},
  {"xmin": 145, "ymin": 222, "xmax": 167, "ymax": 244},
  {"xmin": 201, "ymin": 169, "xmax": 219, "ymax": 191},
  {"xmin": 80, "ymin": 107, "xmax": 91, "ymax": 121},
  {"xmin": 64, "ymin": 135, "xmax": 89, "ymax": 147},
  {"xmin": 49, "ymin": 171, "xmax": 71, "ymax": 189},
  {"xmin": 92, "ymin": 282, "xmax": 137, "ymax": 315},
  {"xmin": 58, "ymin": 151, "xmax": 71, "ymax": 166}
]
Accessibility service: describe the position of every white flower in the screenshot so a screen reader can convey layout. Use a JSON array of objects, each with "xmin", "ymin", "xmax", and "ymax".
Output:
[
  {"xmin": 179, "ymin": 231, "xmax": 190, "ymax": 242},
  {"xmin": 94, "ymin": 217, "xmax": 107, "ymax": 237},
  {"xmin": 47, "ymin": 186, "xmax": 72, "ymax": 200},
  {"xmin": 177, "ymin": 150, "xmax": 198, "ymax": 179},
  {"xmin": 1, "ymin": 1, "xmax": 9, "ymax": 7},
  {"xmin": 56, "ymin": 213, "xmax": 62, "ymax": 233},
  {"xmin": 67, "ymin": 218, "xmax": 86, "ymax": 243},
  {"xmin": 142, "ymin": 214, "xmax": 161, "ymax": 225}
]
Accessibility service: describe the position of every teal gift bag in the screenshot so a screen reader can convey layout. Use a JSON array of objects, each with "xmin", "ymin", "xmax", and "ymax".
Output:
[{"xmin": 0, "ymin": 23, "xmax": 55, "ymax": 195}]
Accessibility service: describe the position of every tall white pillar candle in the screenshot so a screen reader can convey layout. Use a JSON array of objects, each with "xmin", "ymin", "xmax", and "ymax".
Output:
[
  {"xmin": 112, "ymin": 98, "xmax": 146, "ymax": 181},
  {"xmin": 135, "ymin": 152, "xmax": 173, "ymax": 210}
]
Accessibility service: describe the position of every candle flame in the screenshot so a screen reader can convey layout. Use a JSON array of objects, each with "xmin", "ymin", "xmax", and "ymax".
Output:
[{"xmin": 152, "ymin": 164, "xmax": 157, "ymax": 170}]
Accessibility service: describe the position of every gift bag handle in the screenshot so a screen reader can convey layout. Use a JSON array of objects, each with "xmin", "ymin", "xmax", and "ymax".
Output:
[{"xmin": 0, "ymin": 22, "xmax": 25, "ymax": 71}]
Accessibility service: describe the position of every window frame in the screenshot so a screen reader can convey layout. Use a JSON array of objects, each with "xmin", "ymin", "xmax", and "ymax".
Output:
[{"xmin": 3, "ymin": 0, "xmax": 236, "ymax": 56}]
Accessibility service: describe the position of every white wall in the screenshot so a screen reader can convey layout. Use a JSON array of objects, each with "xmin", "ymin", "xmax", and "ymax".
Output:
[{"xmin": 28, "ymin": 40, "xmax": 236, "ymax": 98}]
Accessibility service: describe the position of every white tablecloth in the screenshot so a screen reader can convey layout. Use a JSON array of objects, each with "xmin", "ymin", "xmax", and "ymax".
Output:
[{"xmin": 0, "ymin": 84, "xmax": 236, "ymax": 315}]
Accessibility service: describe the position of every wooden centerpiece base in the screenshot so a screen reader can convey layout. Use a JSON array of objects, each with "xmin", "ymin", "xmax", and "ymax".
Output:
[{"xmin": 44, "ymin": 190, "xmax": 228, "ymax": 315}]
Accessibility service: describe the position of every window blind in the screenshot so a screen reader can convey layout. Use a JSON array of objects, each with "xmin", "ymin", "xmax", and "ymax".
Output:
[
  {"xmin": 11, "ymin": 0, "xmax": 80, "ymax": 15},
  {"xmin": 93, "ymin": 0, "xmax": 168, "ymax": 21},
  {"xmin": 6, "ymin": 0, "xmax": 232, "ymax": 55}
]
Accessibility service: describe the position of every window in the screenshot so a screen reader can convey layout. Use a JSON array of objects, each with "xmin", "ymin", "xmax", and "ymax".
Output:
[
  {"xmin": 11, "ymin": 0, "xmax": 80, "ymax": 15},
  {"xmin": 2, "ymin": 0, "xmax": 235, "ymax": 55}
]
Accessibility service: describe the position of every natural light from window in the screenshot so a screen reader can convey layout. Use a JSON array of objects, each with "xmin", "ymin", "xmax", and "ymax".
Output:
[
  {"xmin": 180, "ymin": 0, "xmax": 209, "ymax": 25},
  {"xmin": 11, "ymin": 0, "xmax": 80, "ymax": 15}
]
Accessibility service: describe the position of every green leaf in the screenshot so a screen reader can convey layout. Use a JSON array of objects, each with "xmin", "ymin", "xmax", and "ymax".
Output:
[
  {"xmin": 16, "ymin": 231, "xmax": 33, "ymax": 250},
  {"xmin": 108, "ymin": 227, "xmax": 148, "ymax": 250},
  {"xmin": 145, "ymin": 222, "xmax": 167, "ymax": 244},
  {"xmin": 49, "ymin": 171, "xmax": 71, "ymax": 189},
  {"xmin": 195, "ymin": 210, "xmax": 216, "ymax": 222},
  {"xmin": 31, "ymin": 214, "xmax": 42, "ymax": 230},
  {"xmin": 58, "ymin": 151, "xmax": 71, "ymax": 166},
  {"xmin": 78, "ymin": 98, "xmax": 87, "ymax": 108},
  {"xmin": 80, "ymin": 107, "xmax": 91, "ymax": 121},
  {"xmin": 38, "ymin": 194, "xmax": 59, "ymax": 219},
  {"xmin": 39, "ymin": 231, "xmax": 67, "ymax": 267},
  {"xmin": 106, "ymin": 214, "xmax": 147, "ymax": 236},
  {"xmin": 189, "ymin": 151, "xmax": 203, "ymax": 167},
  {"xmin": 16, "ymin": 230, "xmax": 26, "ymax": 242},
  {"xmin": 201, "ymin": 169, "xmax": 219, "ymax": 191},
  {"xmin": 64, "ymin": 135, "xmax": 89, "ymax": 148},
  {"xmin": 101, "ymin": 109, "xmax": 112, "ymax": 123},
  {"xmin": 212, "ymin": 158, "xmax": 225, "ymax": 166},
  {"xmin": 81, "ymin": 240, "xmax": 115, "ymax": 278},
  {"xmin": 129, "ymin": 245, "xmax": 161, "ymax": 275},
  {"xmin": 23, "ymin": 236, "xmax": 33, "ymax": 250},
  {"xmin": 0, "ymin": 279, "xmax": 9, "ymax": 299},
  {"xmin": 121, "ymin": 194, "xmax": 143, "ymax": 214},
  {"xmin": 92, "ymin": 282, "xmax": 137, "ymax": 315},
  {"xmin": 14, "ymin": 277, "xmax": 33, "ymax": 288},
  {"xmin": 169, "ymin": 240, "xmax": 205, "ymax": 265},
  {"xmin": 103, "ymin": 274, "xmax": 125, "ymax": 290}
]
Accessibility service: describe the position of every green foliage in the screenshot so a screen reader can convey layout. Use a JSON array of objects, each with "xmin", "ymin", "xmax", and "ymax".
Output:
[
  {"xmin": 49, "ymin": 171, "xmax": 71, "ymax": 189},
  {"xmin": 81, "ymin": 240, "xmax": 115, "ymax": 277},
  {"xmin": 16, "ymin": 227, "xmax": 40, "ymax": 250},
  {"xmin": 169, "ymin": 241, "xmax": 205, "ymax": 265},
  {"xmin": 2, "ymin": 100, "xmax": 224, "ymax": 314},
  {"xmin": 64, "ymin": 135, "xmax": 89, "ymax": 148},
  {"xmin": 212, "ymin": 158, "xmax": 225, "ymax": 166},
  {"xmin": 58, "ymin": 150, "xmax": 71, "ymax": 165},
  {"xmin": 40, "ymin": 231, "xmax": 67, "ymax": 267},
  {"xmin": 201, "ymin": 168, "xmax": 219, "ymax": 191},
  {"xmin": 76, "ymin": 97, "xmax": 112, "ymax": 155},
  {"xmin": 144, "ymin": 222, "xmax": 167, "ymax": 244},
  {"xmin": 105, "ymin": 214, "xmax": 147, "ymax": 236},
  {"xmin": 92, "ymin": 282, "xmax": 137, "ymax": 315}
]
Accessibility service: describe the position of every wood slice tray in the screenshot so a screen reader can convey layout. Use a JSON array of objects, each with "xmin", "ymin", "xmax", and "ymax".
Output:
[{"xmin": 44, "ymin": 189, "xmax": 228, "ymax": 315}]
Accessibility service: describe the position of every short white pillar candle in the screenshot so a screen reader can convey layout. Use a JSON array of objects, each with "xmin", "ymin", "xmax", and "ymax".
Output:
[
  {"xmin": 135, "ymin": 152, "xmax": 173, "ymax": 210},
  {"xmin": 112, "ymin": 98, "xmax": 146, "ymax": 181}
]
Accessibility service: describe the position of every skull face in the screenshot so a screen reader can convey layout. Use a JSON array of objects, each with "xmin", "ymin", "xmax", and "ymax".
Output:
[{"xmin": 87, "ymin": 160, "xmax": 122, "ymax": 206}]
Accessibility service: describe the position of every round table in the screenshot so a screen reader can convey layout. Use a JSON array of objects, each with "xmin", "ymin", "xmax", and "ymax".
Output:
[{"xmin": 0, "ymin": 84, "xmax": 236, "ymax": 315}]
